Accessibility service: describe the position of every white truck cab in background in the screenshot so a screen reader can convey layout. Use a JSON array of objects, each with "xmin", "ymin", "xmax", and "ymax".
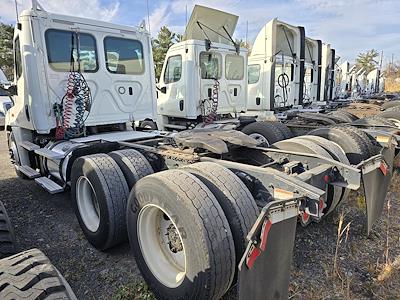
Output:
[
  {"xmin": 247, "ymin": 19, "xmax": 305, "ymax": 118},
  {"xmin": 0, "ymin": 69, "xmax": 13, "ymax": 127},
  {"xmin": 320, "ymin": 44, "xmax": 341, "ymax": 102},
  {"xmin": 303, "ymin": 37, "xmax": 322, "ymax": 105},
  {"xmin": 156, "ymin": 5, "xmax": 248, "ymax": 130}
]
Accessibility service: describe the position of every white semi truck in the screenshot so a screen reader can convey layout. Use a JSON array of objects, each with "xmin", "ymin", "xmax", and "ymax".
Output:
[
  {"xmin": 1, "ymin": 2, "xmax": 396, "ymax": 299},
  {"xmin": 247, "ymin": 19, "xmax": 305, "ymax": 117}
]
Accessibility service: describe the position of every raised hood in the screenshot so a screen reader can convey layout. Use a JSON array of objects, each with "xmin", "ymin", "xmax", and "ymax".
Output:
[{"xmin": 183, "ymin": 5, "xmax": 238, "ymax": 45}]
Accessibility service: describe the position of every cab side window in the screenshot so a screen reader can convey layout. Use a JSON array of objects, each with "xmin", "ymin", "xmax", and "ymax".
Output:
[
  {"xmin": 14, "ymin": 37, "xmax": 22, "ymax": 80},
  {"xmin": 248, "ymin": 64, "xmax": 260, "ymax": 84},
  {"xmin": 163, "ymin": 55, "xmax": 182, "ymax": 84},
  {"xmin": 200, "ymin": 52, "xmax": 221, "ymax": 79},
  {"xmin": 45, "ymin": 29, "xmax": 98, "ymax": 72},
  {"xmin": 104, "ymin": 37, "xmax": 144, "ymax": 74},
  {"xmin": 225, "ymin": 54, "xmax": 244, "ymax": 80}
]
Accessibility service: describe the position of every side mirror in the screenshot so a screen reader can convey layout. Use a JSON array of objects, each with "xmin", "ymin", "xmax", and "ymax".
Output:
[{"xmin": 7, "ymin": 85, "xmax": 18, "ymax": 96}]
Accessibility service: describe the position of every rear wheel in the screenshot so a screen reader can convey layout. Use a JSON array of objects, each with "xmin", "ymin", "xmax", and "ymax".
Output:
[
  {"xmin": 127, "ymin": 169, "xmax": 235, "ymax": 300},
  {"xmin": 327, "ymin": 110, "xmax": 358, "ymax": 123},
  {"xmin": 273, "ymin": 138, "xmax": 342, "ymax": 217},
  {"xmin": 359, "ymin": 115, "xmax": 396, "ymax": 127},
  {"xmin": 109, "ymin": 149, "xmax": 153, "ymax": 189},
  {"xmin": 139, "ymin": 120, "xmax": 158, "ymax": 130},
  {"xmin": 0, "ymin": 248, "xmax": 77, "ymax": 299},
  {"xmin": 308, "ymin": 127, "xmax": 369, "ymax": 165},
  {"xmin": 267, "ymin": 121, "xmax": 293, "ymax": 138},
  {"xmin": 381, "ymin": 100, "xmax": 400, "ymax": 110},
  {"xmin": 385, "ymin": 105, "xmax": 400, "ymax": 113},
  {"xmin": 0, "ymin": 201, "xmax": 17, "ymax": 258},
  {"xmin": 242, "ymin": 121, "xmax": 285, "ymax": 146},
  {"xmin": 337, "ymin": 125, "xmax": 380, "ymax": 156},
  {"xmin": 182, "ymin": 162, "xmax": 258, "ymax": 282},
  {"xmin": 71, "ymin": 154, "xmax": 129, "ymax": 250}
]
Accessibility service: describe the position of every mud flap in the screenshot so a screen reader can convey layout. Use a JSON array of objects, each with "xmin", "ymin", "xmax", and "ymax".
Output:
[
  {"xmin": 361, "ymin": 139, "xmax": 395, "ymax": 235},
  {"xmin": 238, "ymin": 199, "xmax": 298, "ymax": 300}
]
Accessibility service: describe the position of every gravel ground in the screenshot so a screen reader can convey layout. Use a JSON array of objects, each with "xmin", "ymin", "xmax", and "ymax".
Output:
[{"xmin": 0, "ymin": 129, "xmax": 399, "ymax": 299}]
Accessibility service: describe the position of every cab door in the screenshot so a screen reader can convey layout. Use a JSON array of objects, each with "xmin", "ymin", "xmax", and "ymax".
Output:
[{"xmin": 157, "ymin": 46, "xmax": 187, "ymax": 118}]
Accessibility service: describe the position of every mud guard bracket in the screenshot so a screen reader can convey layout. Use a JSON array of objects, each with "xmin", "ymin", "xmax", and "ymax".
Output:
[
  {"xmin": 361, "ymin": 137, "xmax": 395, "ymax": 235},
  {"xmin": 238, "ymin": 199, "xmax": 298, "ymax": 300}
]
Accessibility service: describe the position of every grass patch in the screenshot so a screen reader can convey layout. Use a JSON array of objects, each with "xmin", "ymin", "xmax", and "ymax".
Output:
[{"xmin": 112, "ymin": 281, "xmax": 155, "ymax": 300}]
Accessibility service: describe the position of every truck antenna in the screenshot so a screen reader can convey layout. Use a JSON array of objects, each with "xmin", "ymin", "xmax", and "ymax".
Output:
[
  {"xmin": 146, "ymin": 0, "xmax": 151, "ymax": 34},
  {"xmin": 14, "ymin": 0, "xmax": 19, "ymax": 23}
]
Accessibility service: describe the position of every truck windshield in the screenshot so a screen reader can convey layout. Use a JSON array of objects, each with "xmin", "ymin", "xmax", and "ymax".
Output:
[
  {"xmin": 226, "ymin": 55, "xmax": 244, "ymax": 80},
  {"xmin": 200, "ymin": 52, "xmax": 221, "ymax": 79},
  {"xmin": 0, "ymin": 90, "xmax": 8, "ymax": 96}
]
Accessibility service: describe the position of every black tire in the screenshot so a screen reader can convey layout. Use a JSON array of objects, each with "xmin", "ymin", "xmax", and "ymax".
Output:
[
  {"xmin": 8, "ymin": 133, "xmax": 28, "ymax": 179},
  {"xmin": 294, "ymin": 136, "xmax": 351, "ymax": 209},
  {"xmin": 327, "ymin": 111, "xmax": 357, "ymax": 123},
  {"xmin": 273, "ymin": 138, "xmax": 342, "ymax": 215},
  {"xmin": 242, "ymin": 121, "xmax": 285, "ymax": 146},
  {"xmin": 127, "ymin": 169, "xmax": 235, "ymax": 300},
  {"xmin": 356, "ymin": 115, "xmax": 396, "ymax": 127},
  {"xmin": 307, "ymin": 127, "xmax": 368, "ymax": 165},
  {"xmin": 139, "ymin": 120, "xmax": 158, "ymax": 130},
  {"xmin": 71, "ymin": 154, "xmax": 129, "ymax": 250},
  {"xmin": 182, "ymin": 162, "xmax": 258, "ymax": 281},
  {"xmin": 377, "ymin": 111, "xmax": 400, "ymax": 123},
  {"xmin": 326, "ymin": 112, "xmax": 350, "ymax": 123},
  {"xmin": 137, "ymin": 150, "xmax": 167, "ymax": 172},
  {"xmin": 0, "ymin": 248, "xmax": 77, "ymax": 299},
  {"xmin": 336, "ymin": 126, "xmax": 377, "ymax": 158},
  {"xmin": 381, "ymin": 100, "xmax": 400, "ymax": 110},
  {"xmin": 385, "ymin": 105, "xmax": 400, "ymax": 113},
  {"xmin": 0, "ymin": 202, "xmax": 16, "ymax": 259},
  {"xmin": 109, "ymin": 149, "xmax": 154, "ymax": 189},
  {"xmin": 267, "ymin": 121, "xmax": 293, "ymax": 138},
  {"xmin": 336, "ymin": 125, "xmax": 378, "ymax": 156}
]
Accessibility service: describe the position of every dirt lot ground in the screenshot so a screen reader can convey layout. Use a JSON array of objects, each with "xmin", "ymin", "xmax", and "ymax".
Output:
[{"xmin": 0, "ymin": 129, "xmax": 399, "ymax": 299}]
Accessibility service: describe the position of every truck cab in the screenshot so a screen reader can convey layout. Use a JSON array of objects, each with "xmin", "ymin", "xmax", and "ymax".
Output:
[
  {"xmin": 0, "ymin": 69, "xmax": 13, "ymax": 127},
  {"xmin": 303, "ymin": 37, "xmax": 322, "ymax": 105},
  {"xmin": 320, "ymin": 44, "xmax": 339, "ymax": 102},
  {"xmin": 5, "ymin": 1, "xmax": 157, "ymax": 177},
  {"xmin": 156, "ymin": 5, "xmax": 247, "ymax": 130},
  {"xmin": 247, "ymin": 19, "xmax": 304, "ymax": 117},
  {"xmin": 6, "ymin": 2, "xmax": 156, "ymax": 137}
]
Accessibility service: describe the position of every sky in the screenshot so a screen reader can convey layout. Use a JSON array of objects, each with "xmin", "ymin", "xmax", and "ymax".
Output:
[{"xmin": 0, "ymin": 0, "xmax": 399, "ymax": 65}]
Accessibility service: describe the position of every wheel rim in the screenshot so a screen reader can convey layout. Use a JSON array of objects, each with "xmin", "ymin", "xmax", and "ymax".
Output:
[
  {"xmin": 76, "ymin": 176, "xmax": 100, "ymax": 232},
  {"xmin": 137, "ymin": 204, "xmax": 186, "ymax": 288},
  {"xmin": 9, "ymin": 141, "xmax": 20, "ymax": 166},
  {"xmin": 248, "ymin": 133, "xmax": 270, "ymax": 146}
]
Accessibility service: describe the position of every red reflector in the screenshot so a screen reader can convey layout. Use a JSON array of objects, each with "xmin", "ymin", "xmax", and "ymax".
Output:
[
  {"xmin": 380, "ymin": 162, "xmax": 388, "ymax": 176},
  {"xmin": 246, "ymin": 246, "xmax": 261, "ymax": 269},
  {"xmin": 319, "ymin": 199, "xmax": 324, "ymax": 211},
  {"xmin": 323, "ymin": 175, "xmax": 329, "ymax": 183},
  {"xmin": 260, "ymin": 220, "xmax": 272, "ymax": 251},
  {"xmin": 302, "ymin": 211, "xmax": 309, "ymax": 223}
]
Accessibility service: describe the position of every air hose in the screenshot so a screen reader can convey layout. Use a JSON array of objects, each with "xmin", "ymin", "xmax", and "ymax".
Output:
[
  {"xmin": 203, "ymin": 79, "xmax": 220, "ymax": 125},
  {"xmin": 55, "ymin": 31, "xmax": 92, "ymax": 140},
  {"xmin": 277, "ymin": 72, "xmax": 289, "ymax": 107}
]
